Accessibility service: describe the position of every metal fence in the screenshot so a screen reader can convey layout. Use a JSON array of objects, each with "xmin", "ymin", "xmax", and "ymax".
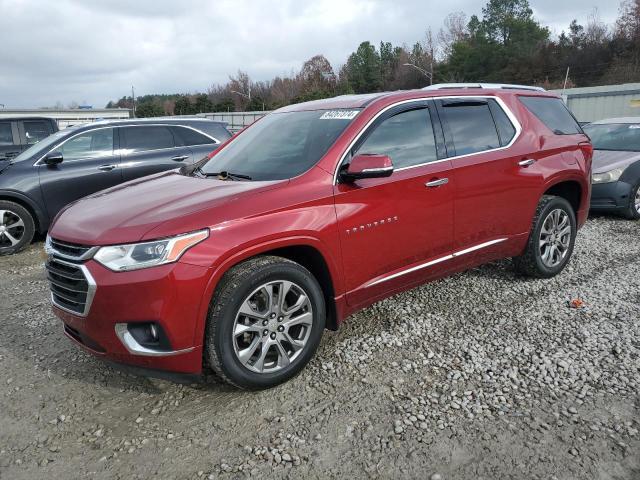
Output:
[{"xmin": 198, "ymin": 111, "xmax": 270, "ymax": 132}]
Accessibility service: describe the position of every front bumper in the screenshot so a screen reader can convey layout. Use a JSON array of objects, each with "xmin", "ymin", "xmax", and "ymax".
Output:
[
  {"xmin": 590, "ymin": 180, "xmax": 633, "ymax": 211},
  {"xmin": 50, "ymin": 259, "xmax": 212, "ymax": 374}
]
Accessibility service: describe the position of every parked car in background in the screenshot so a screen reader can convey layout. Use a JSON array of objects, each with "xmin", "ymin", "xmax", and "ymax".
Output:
[
  {"xmin": 584, "ymin": 117, "xmax": 640, "ymax": 220},
  {"xmin": 45, "ymin": 85, "xmax": 592, "ymax": 389},
  {"xmin": 0, "ymin": 118, "xmax": 231, "ymax": 254},
  {"xmin": 0, "ymin": 116, "xmax": 58, "ymax": 160}
]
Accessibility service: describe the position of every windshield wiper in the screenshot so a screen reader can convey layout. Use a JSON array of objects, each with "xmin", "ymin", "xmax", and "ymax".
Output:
[{"xmin": 195, "ymin": 167, "xmax": 252, "ymax": 181}]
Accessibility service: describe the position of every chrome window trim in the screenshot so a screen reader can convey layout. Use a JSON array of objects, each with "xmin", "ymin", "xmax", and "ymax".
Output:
[
  {"xmin": 33, "ymin": 123, "xmax": 220, "ymax": 166},
  {"xmin": 332, "ymin": 95, "xmax": 522, "ymax": 184},
  {"xmin": 47, "ymin": 257, "xmax": 97, "ymax": 318},
  {"xmin": 364, "ymin": 238, "xmax": 506, "ymax": 288}
]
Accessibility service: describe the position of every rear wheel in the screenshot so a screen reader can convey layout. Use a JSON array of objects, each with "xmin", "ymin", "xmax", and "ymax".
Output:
[
  {"xmin": 513, "ymin": 195, "xmax": 577, "ymax": 278},
  {"xmin": 621, "ymin": 180, "xmax": 640, "ymax": 220},
  {"xmin": 205, "ymin": 256, "xmax": 326, "ymax": 389},
  {"xmin": 0, "ymin": 201, "xmax": 35, "ymax": 256}
]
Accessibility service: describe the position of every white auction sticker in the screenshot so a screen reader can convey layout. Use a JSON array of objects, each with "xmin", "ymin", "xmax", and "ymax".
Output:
[{"xmin": 320, "ymin": 110, "xmax": 359, "ymax": 120}]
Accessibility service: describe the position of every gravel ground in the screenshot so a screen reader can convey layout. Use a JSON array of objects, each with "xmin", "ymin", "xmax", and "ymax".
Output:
[{"xmin": 0, "ymin": 215, "xmax": 639, "ymax": 480}]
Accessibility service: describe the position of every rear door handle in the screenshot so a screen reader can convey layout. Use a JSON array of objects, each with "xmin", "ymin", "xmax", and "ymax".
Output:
[
  {"xmin": 425, "ymin": 178, "xmax": 449, "ymax": 188},
  {"xmin": 98, "ymin": 164, "xmax": 117, "ymax": 171},
  {"xmin": 170, "ymin": 155, "xmax": 189, "ymax": 162},
  {"xmin": 518, "ymin": 159, "xmax": 535, "ymax": 167}
]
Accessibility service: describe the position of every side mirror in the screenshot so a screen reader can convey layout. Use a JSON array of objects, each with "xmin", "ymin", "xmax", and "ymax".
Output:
[
  {"xmin": 340, "ymin": 154, "xmax": 393, "ymax": 182},
  {"xmin": 43, "ymin": 151, "xmax": 63, "ymax": 166}
]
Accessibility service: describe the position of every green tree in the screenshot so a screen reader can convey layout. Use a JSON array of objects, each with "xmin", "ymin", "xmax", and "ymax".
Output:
[
  {"xmin": 344, "ymin": 41, "xmax": 382, "ymax": 93},
  {"xmin": 135, "ymin": 102, "xmax": 164, "ymax": 118}
]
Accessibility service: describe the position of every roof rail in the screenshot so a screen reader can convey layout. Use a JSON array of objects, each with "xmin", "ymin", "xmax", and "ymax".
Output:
[{"xmin": 423, "ymin": 83, "xmax": 545, "ymax": 92}]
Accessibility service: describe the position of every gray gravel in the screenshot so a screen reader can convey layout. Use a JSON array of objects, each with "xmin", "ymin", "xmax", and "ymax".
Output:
[{"xmin": 0, "ymin": 215, "xmax": 639, "ymax": 479}]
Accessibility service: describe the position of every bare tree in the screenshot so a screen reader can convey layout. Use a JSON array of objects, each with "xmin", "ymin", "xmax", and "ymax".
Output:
[{"xmin": 438, "ymin": 12, "xmax": 468, "ymax": 58}]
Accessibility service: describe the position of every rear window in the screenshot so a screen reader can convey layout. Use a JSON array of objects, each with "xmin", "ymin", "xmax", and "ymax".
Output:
[
  {"xmin": 23, "ymin": 120, "xmax": 51, "ymax": 144},
  {"xmin": 0, "ymin": 123, "xmax": 12, "ymax": 146},
  {"xmin": 519, "ymin": 96, "xmax": 582, "ymax": 135}
]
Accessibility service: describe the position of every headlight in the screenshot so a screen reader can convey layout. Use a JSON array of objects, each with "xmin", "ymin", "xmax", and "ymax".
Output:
[
  {"xmin": 94, "ymin": 229, "xmax": 209, "ymax": 271},
  {"xmin": 592, "ymin": 168, "xmax": 624, "ymax": 184}
]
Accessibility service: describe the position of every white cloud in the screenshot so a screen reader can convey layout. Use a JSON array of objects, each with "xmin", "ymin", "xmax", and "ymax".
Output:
[{"xmin": 0, "ymin": 0, "xmax": 621, "ymax": 108}]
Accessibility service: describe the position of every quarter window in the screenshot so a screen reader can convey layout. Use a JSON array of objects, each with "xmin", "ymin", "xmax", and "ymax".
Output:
[
  {"xmin": 58, "ymin": 128, "xmax": 114, "ymax": 160},
  {"xmin": 24, "ymin": 121, "xmax": 50, "ymax": 145},
  {"xmin": 122, "ymin": 126, "xmax": 175, "ymax": 152},
  {"xmin": 0, "ymin": 123, "xmax": 12, "ymax": 146},
  {"xmin": 355, "ymin": 107, "xmax": 438, "ymax": 169},
  {"xmin": 488, "ymin": 100, "xmax": 516, "ymax": 146},
  {"xmin": 441, "ymin": 102, "xmax": 501, "ymax": 156},
  {"xmin": 171, "ymin": 126, "xmax": 216, "ymax": 146},
  {"xmin": 519, "ymin": 96, "xmax": 582, "ymax": 135}
]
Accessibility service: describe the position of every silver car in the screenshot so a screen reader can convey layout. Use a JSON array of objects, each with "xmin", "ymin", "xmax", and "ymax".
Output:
[{"xmin": 584, "ymin": 117, "xmax": 640, "ymax": 220}]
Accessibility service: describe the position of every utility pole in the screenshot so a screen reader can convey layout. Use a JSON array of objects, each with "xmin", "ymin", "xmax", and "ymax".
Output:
[
  {"xmin": 131, "ymin": 86, "xmax": 136, "ymax": 118},
  {"xmin": 561, "ymin": 67, "xmax": 570, "ymax": 97}
]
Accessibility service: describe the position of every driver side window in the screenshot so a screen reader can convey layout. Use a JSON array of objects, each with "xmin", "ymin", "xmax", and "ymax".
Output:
[
  {"xmin": 58, "ymin": 128, "xmax": 114, "ymax": 160},
  {"xmin": 355, "ymin": 108, "xmax": 438, "ymax": 169}
]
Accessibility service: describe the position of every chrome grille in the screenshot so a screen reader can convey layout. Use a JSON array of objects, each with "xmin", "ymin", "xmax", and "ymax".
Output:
[
  {"xmin": 46, "ymin": 236, "xmax": 98, "ymax": 261},
  {"xmin": 45, "ymin": 257, "xmax": 96, "ymax": 316}
]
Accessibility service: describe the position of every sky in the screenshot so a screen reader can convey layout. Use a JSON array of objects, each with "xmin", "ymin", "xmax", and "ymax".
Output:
[{"xmin": 0, "ymin": 0, "xmax": 622, "ymax": 109}]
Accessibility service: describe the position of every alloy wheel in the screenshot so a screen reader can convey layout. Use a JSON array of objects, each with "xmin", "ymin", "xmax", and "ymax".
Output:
[
  {"xmin": 232, "ymin": 280, "xmax": 314, "ymax": 373},
  {"xmin": 0, "ymin": 210, "xmax": 25, "ymax": 248},
  {"xmin": 634, "ymin": 185, "xmax": 640, "ymax": 214},
  {"xmin": 539, "ymin": 208, "xmax": 572, "ymax": 268}
]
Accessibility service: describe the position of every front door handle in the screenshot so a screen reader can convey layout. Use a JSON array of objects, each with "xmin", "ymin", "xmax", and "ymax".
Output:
[
  {"xmin": 518, "ymin": 159, "xmax": 535, "ymax": 167},
  {"xmin": 425, "ymin": 178, "xmax": 449, "ymax": 188},
  {"xmin": 98, "ymin": 164, "xmax": 117, "ymax": 171},
  {"xmin": 170, "ymin": 155, "xmax": 189, "ymax": 162}
]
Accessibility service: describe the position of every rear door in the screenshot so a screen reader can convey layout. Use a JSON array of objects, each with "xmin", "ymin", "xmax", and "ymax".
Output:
[
  {"xmin": 38, "ymin": 127, "xmax": 123, "ymax": 219},
  {"xmin": 334, "ymin": 100, "xmax": 454, "ymax": 306},
  {"xmin": 436, "ymin": 97, "xmax": 534, "ymax": 253},
  {"xmin": 119, "ymin": 125, "xmax": 193, "ymax": 180}
]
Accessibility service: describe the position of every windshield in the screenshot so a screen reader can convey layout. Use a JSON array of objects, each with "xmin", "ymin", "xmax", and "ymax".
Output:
[
  {"xmin": 11, "ymin": 127, "xmax": 79, "ymax": 162},
  {"xmin": 198, "ymin": 109, "xmax": 360, "ymax": 180},
  {"xmin": 583, "ymin": 123, "xmax": 640, "ymax": 152}
]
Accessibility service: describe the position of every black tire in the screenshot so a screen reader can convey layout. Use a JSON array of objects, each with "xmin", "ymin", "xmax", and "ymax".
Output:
[
  {"xmin": 205, "ymin": 255, "xmax": 326, "ymax": 390},
  {"xmin": 621, "ymin": 180, "xmax": 640, "ymax": 220},
  {"xmin": 0, "ymin": 200, "xmax": 35, "ymax": 256},
  {"xmin": 513, "ymin": 195, "xmax": 577, "ymax": 278}
]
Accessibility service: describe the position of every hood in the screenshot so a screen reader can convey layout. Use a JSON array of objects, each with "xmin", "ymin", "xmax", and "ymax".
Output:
[
  {"xmin": 50, "ymin": 171, "xmax": 283, "ymax": 245},
  {"xmin": 592, "ymin": 150, "xmax": 640, "ymax": 174}
]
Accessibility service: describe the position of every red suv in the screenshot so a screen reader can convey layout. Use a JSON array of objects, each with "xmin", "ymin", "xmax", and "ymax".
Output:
[{"xmin": 46, "ymin": 84, "xmax": 592, "ymax": 389}]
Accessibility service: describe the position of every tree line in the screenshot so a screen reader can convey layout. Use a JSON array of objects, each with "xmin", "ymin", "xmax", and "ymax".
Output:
[{"xmin": 106, "ymin": 0, "xmax": 640, "ymax": 117}]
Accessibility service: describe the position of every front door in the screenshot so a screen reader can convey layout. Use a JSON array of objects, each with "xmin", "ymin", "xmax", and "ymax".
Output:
[
  {"xmin": 333, "ymin": 101, "xmax": 454, "ymax": 307},
  {"xmin": 38, "ymin": 127, "xmax": 122, "ymax": 220}
]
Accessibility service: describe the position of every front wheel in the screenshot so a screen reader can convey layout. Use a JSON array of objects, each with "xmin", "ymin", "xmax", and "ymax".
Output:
[
  {"xmin": 0, "ymin": 201, "xmax": 35, "ymax": 256},
  {"xmin": 205, "ymin": 256, "xmax": 326, "ymax": 389},
  {"xmin": 513, "ymin": 195, "xmax": 577, "ymax": 278},
  {"xmin": 621, "ymin": 180, "xmax": 640, "ymax": 220}
]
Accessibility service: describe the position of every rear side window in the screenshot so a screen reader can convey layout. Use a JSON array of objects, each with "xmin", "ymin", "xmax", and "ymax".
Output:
[
  {"xmin": 488, "ymin": 100, "xmax": 516, "ymax": 146},
  {"xmin": 23, "ymin": 121, "xmax": 50, "ymax": 145},
  {"xmin": 122, "ymin": 126, "xmax": 175, "ymax": 152},
  {"xmin": 355, "ymin": 107, "xmax": 438, "ymax": 169},
  {"xmin": 171, "ymin": 126, "xmax": 216, "ymax": 146},
  {"xmin": 519, "ymin": 96, "xmax": 582, "ymax": 135},
  {"xmin": 441, "ymin": 102, "xmax": 500, "ymax": 156},
  {"xmin": 0, "ymin": 123, "xmax": 13, "ymax": 145}
]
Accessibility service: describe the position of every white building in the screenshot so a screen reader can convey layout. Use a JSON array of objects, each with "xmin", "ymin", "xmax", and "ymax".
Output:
[{"xmin": 0, "ymin": 108, "xmax": 131, "ymax": 129}]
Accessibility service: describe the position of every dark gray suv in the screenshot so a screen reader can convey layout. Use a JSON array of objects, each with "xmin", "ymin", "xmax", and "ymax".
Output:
[{"xmin": 0, "ymin": 118, "xmax": 231, "ymax": 255}]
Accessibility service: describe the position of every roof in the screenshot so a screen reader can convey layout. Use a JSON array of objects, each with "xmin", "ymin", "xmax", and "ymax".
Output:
[
  {"xmin": 74, "ymin": 117, "xmax": 227, "ymax": 129},
  {"xmin": 550, "ymin": 82, "xmax": 640, "ymax": 97},
  {"xmin": 591, "ymin": 116, "xmax": 640, "ymax": 125},
  {"xmin": 277, "ymin": 85, "xmax": 554, "ymax": 112}
]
